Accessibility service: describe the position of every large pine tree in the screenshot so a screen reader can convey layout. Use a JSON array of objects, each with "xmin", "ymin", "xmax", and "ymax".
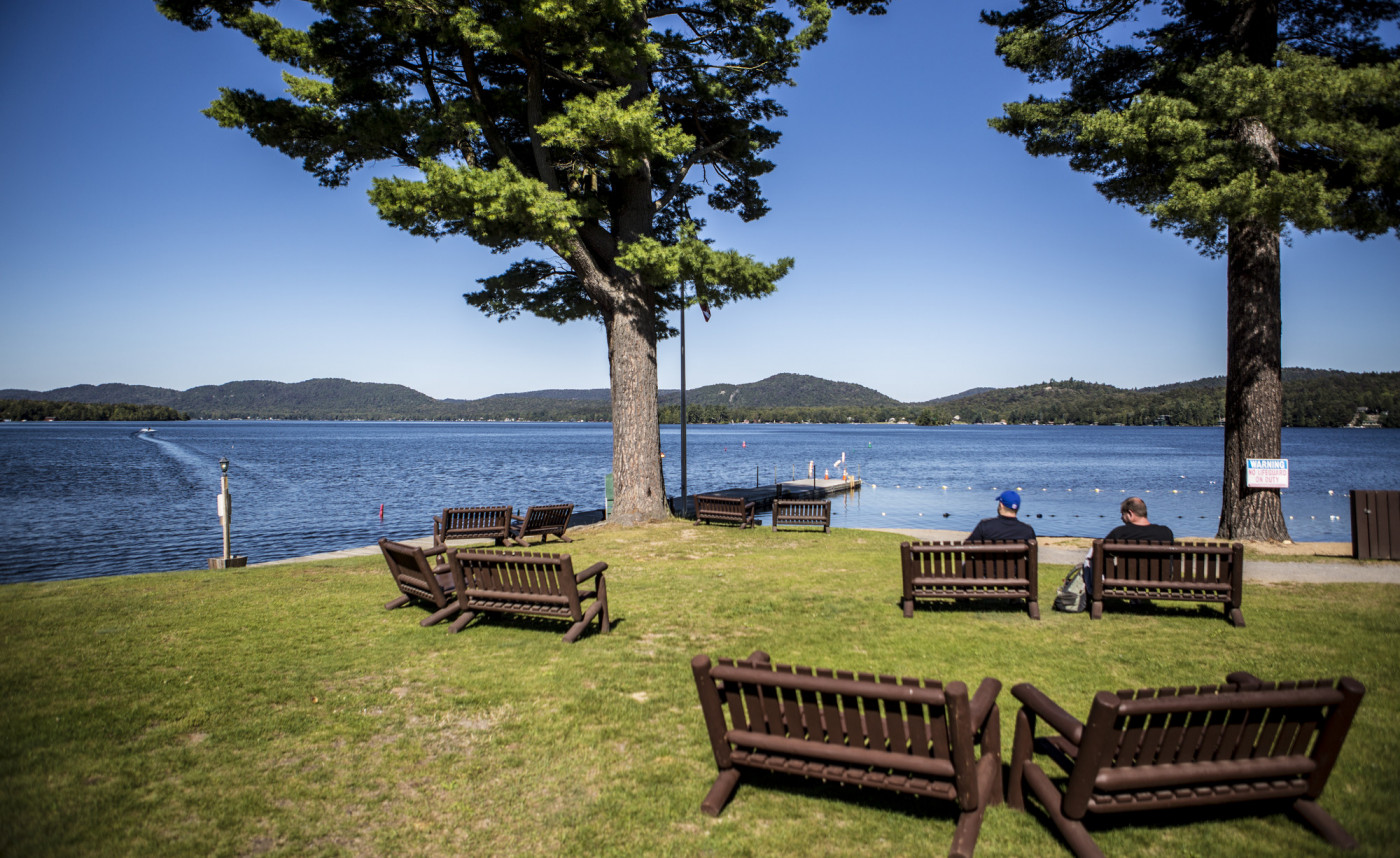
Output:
[
  {"xmin": 984, "ymin": 0, "xmax": 1399, "ymax": 540},
  {"xmin": 157, "ymin": 0, "xmax": 887, "ymax": 524}
]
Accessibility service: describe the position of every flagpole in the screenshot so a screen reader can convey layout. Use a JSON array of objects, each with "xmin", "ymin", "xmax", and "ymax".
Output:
[{"xmin": 680, "ymin": 279, "xmax": 688, "ymax": 516}]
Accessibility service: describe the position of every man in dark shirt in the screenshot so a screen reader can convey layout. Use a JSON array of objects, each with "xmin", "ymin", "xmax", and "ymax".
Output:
[
  {"xmin": 1082, "ymin": 496, "xmax": 1174, "ymax": 568},
  {"xmin": 967, "ymin": 490, "xmax": 1036, "ymax": 542},
  {"xmin": 1104, "ymin": 496, "xmax": 1174, "ymax": 542}
]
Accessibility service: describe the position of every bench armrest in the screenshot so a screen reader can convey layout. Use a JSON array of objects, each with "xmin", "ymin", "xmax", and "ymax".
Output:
[
  {"xmin": 970, "ymin": 677, "xmax": 1003, "ymax": 728},
  {"xmin": 576, "ymin": 561, "xmax": 608, "ymax": 583},
  {"xmin": 433, "ymin": 515, "xmax": 443, "ymax": 524},
  {"xmin": 1011, "ymin": 682, "xmax": 1083, "ymax": 745},
  {"xmin": 1225, "ymin": 670, "xmax": 1264, "ymax": 689},
  {"xmin": 423, "ymin": 543, "xmax": 449, "ymax": 558}
]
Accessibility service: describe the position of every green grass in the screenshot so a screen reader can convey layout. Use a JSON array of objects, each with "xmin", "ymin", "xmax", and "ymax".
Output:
[{"xmin": 2, "ymin": 522, "xmax": 1397, "ymax": 857}]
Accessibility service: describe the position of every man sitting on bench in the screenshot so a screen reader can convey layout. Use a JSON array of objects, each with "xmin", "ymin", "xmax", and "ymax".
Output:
[
  {"xmin": 1083, "ymin": 495, "xmax": 1173, "ymax": 567},
  {"xmin": 967, "ymin": 490, "xmax": 1036, "ymax": 542}
]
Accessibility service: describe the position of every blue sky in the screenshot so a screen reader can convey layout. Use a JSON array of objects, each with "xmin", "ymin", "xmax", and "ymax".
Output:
[{"xmin": 2, "ymin": 3, "xmax": 1396, "ymax": 404}]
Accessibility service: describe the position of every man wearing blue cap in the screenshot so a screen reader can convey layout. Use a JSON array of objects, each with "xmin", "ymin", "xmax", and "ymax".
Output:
[{"xmin": 967, "ymin": 489, "xmax": 1036, "ymax": 542}]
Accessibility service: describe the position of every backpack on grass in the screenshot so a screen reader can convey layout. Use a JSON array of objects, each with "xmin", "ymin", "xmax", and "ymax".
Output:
[{"xmin": 1053, "ymin": 562, "xmax": 1088, "ymax": 613}]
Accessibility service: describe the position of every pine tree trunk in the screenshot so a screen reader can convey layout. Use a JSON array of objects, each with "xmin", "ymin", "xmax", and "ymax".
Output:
[
  {"xmin": 1217, "ymin": 212, "xmax": 1291, "ymax": 541},
  {"xmin": 604, "ymin": 286, "xmax": 668, "ymax": 525}
]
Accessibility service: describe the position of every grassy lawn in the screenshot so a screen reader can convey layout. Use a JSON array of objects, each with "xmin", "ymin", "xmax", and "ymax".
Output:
[{"xmin": 2, "ymin": 521, "xmax": 1397, "ymax": 857}]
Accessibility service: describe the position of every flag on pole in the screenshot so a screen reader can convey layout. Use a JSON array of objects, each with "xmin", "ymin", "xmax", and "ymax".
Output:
[{"xmin": 699, "ymin": 301, "xmax": 711, "ymax": 322}]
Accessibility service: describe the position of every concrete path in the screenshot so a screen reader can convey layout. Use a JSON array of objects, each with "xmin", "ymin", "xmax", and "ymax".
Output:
[{"xmin": 258, "ymin": 525, "xmax": 1400, "ymax": 584}]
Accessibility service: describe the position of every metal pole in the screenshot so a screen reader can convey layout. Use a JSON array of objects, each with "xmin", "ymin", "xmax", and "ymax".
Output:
[
  {"xmin": 674, "ymin": 281, "xmax": 680, "ymax": 512},
  {"xmin": 221, "ymin": 469, "xmax": 231, "ymax": 560}
]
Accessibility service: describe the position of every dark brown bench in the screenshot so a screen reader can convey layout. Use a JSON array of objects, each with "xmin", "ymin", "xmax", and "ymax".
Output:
[
  {"xmin": 378, "ymin": 538, "xmax": 458, "ymax": 627},
  {"xmin": 771, "ymin": 497, "xmax": 831, "ymax": 532},
  {"xmin": 1008, "ymin": 672, "xmax": 1367, "ymax": 856},
  {"xmin": 901, "ymin": 540, "xmax": 1040, "ymax": 619},
  {"xmin": 444, "ymin": 548, "xmax": 608, "ymax": 643},
  {"xmin": 433, "ymin": 505, "xmax": 512, "ymax": 546},
  {"xmin": 509, "ymin": 503, "xmax": 574, "ymax": 546},
  {"xmin": 691, "ymin": 650, "xmax": 1003, "ymax": 858},
  {"xmin": 1090, "ymin": 539, "xmax": 1244, "ymax": 626},
  {"xmin": 694, "ymin": 493, "xmax": 755, "ymax": 528}
]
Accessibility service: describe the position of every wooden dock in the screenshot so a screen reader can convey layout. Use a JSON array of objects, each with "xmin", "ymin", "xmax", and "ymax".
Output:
[{"xmin": 667, "ymin": 478, "xmax": 862, "ymax": 518}]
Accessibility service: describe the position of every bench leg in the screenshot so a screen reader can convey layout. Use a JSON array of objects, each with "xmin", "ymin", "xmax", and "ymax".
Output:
[
  {"xmin": 421, "ymin": 603, "xmax": 459, "ymax": 627},
  {"xmin": 384, "ymin": 595, "xmax": 410, "ymax": 610},
  {"xmin": 1089, "ymin": 599, "xmax": 1103, "ymax": 620},
  {"xmin": 1007, "ymin": 708, "xmax": 1033, "ymax": 811},
  {"xmin": 950, "ymin": 800, "xmax": 987, "ymax": 858},
  {"xmin": 1024, "ymin": 762, "xmax": 1105, "ymax": 858},
  {"xmin": 1227, "ymin": 606, "xmax": 1245, "ymax": 627},
  {"xmin": 1293, "ymin": 798, "xmax": 1358, "ymax": 850},
  {"xmin": 903, "ymin": 598, "xmax": 915, "ymax": 618},
  {"xmin": 447, "ymin": 610, "xmax": 477, "ymax": 634},
  {"xmin": 700, "ymin": 768, "xmax": 741, "ymax": 817},
  {"xmin": 1027, "ymin": 598, "xmax": 1041, "ymax": 620}
]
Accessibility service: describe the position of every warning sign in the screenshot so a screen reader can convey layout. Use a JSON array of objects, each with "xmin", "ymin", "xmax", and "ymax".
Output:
[{"xmin": 1246, "ymin": 458, "xmax": 1289, "ymax": 489}]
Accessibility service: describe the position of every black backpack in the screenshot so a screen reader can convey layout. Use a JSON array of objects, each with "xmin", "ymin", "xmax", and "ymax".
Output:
[{"xmin": 1053, "ymin": 562, "xmax": 1088, "ymax": 613}]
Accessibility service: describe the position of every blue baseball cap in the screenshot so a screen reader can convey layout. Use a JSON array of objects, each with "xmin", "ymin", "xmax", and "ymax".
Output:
[{"xmin": 996, "ymin": 490, "xmax": 1021, "ymax": 511}]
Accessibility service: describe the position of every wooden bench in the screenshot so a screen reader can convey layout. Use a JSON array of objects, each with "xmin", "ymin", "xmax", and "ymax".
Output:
[
  {"xmin": 901, "ymin": 540, "xmax": 1040, "ymax": 619},
  {"xmin": 433, "ymin": 505, "xmax": 512, "ymax": 546},
  {"xmin": 771, "ymin": 497, "xmax": 831, "ymax": 532},
  {"xmin": 694, "ymin": 493, "xmax": 755, "ymax": 528},
  {"xmin": 691, "ymin": 650, "xmax": 1003, "ymax": 858},
  {"xmin": 509, "ymin": 503, "xmax": 574, "ymax": 546},
  {"xmin": 378, "ymin": 538, "xmax": 458, "ymax": 627},
  {"xmin": 1008, "ymin": 672, "xmax": 1367, "ymax": 856},
  {"xmin": 1090, "ymin": 539, "xmax": 1244, "ymax": 626},
  {"xmin": 444, "ymin": 548, "xmax": 608, "ymax": 643}
]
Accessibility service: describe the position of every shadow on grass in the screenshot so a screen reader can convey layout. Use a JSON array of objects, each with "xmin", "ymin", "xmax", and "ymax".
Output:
[
  {"xmin": 716, "ymin": 767, "xmax": 973, "ymax": 826},
  {"xmin": 1012, "ymin": 777, "xmax": 1341, "ymax": 853},
  {"xmin": 443, "ymin": 611, "xmax": 624, "ymax": 641}
]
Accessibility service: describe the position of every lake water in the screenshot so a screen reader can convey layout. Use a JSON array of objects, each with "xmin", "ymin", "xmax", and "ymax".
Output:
[{"xmin": 1, "ymin": 421, "xmax": 1396, "ymax": 583}]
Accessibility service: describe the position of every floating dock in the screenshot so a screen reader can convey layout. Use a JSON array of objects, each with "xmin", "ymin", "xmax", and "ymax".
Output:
[{"xmin": 668, "ymin": 478, "xmax": 861, "ymax": 518}]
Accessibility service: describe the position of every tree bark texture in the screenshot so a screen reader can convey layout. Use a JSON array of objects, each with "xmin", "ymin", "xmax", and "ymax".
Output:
[
  {"xmin": 1217, "ymin": 2, "xmax": 1289, "ymax": 542},
  {"xmin": 604, "ymin": 282, "xmax": 667, "ymax": 525},
  {"xmin": 1218, "ymin": 213, "xmax": 1291, "ymax": 541}
]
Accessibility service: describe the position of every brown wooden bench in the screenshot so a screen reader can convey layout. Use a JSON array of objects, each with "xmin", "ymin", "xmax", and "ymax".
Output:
[
  {"xmin": 433, "ymin": 505, "xmax": 512, "ymax": 546},
  {"xmin": 378, "ymin": 538, "xmax": 458, "ymax": 627},
  {"xmin": 691, "ymin": 650, "xmax": 1003, "ymax": 858},
  {"xmin": 771, "ymin": 497, "xmax": 831, "ymax": 532},
  {"xmin": 694, "ymin": 493, "xmax": 755, "ymax": 528},
  {"xmin": 509, "ymin": 503, "xmax": 574, "ymax": 546},
  {"xmin": 1008, "ymin": 672, "xmax": 1367, "ymax": 856},
  {"xmin": 901, "ymin": 540, "xmax": 1040, "ymax": 619},
  {"xmin": 1090, "ymin": 539, "xmax": 1244, "ymax": 626},
  {"xmin": 444, "ymin": 548, "xmax": 608, "ymax": 643}
]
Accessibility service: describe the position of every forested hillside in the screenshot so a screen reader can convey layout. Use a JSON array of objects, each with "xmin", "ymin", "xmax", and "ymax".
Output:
[{"xmin": 3, "ymin": 370, "xmax": 1394, "ymax": 427}]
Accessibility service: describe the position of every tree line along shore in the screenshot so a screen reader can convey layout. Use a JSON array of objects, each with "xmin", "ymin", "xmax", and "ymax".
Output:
[{"xmin": 4, "ymin": 369, "xmax": 1395, "ymax": 427}]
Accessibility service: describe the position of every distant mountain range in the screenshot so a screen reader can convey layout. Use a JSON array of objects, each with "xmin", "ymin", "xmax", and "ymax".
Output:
[{"xmin": 3, "ymin": 368, "xmax": 1396, "ymax": 427}]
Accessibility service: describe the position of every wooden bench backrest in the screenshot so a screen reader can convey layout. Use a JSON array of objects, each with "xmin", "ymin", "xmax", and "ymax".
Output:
[
  {"xmin": 775, "ymin": 499, "xmax": 830, "ymax": 518},
  {"xmin": 904, "ymin": 540, "xmax": 1037, "ymax": 581},
  {"xmin": 519, "ymin": 504, "xmax": 573, "ymax": 535},
  {"xmin": 1097, "ymin": 540, "xmax": 1238, "ymax": 585},
  {"xmin": 696, "ymin": 494, "xmax": 746, "ymax": 512},
  {"xmin": 379, "ymin": 538, "xmax": 450, "ymax": 605},
  {"xmin": 1063, "ymin": 677, "xmax": 1366, "ymax": 815},
  {"xmin": 693, "ymin": 652, "xmax": 980, "ymax": 805},
  {"xmin": 451, "ymin": 549, "xmax": 578, "ymax": 603},
  {"xmin": 441, "ymin": 505, "xmax": 512, "ymax": 534}
]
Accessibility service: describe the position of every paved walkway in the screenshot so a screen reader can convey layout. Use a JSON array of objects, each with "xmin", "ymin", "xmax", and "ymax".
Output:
[{"xmin": 257, "ymin": 525, "xmax": 1400, "ymax": 584}]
